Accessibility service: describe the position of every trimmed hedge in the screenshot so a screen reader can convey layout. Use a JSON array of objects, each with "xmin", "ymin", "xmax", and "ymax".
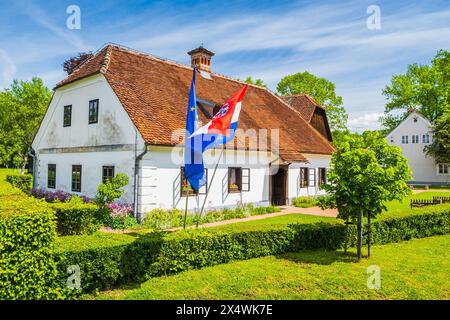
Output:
[
  {"xmin": 49, "ymin": 202, "xmax": 100, "ymax": 236},
  {"xmin": 0, "ymin": 205, "xmax": 69, "ymax": 299},
  {"xmin": 56, "ymin": 205, "xmax": 450, "ymax": 294},
  {"xmin": 6, "ymin": 174, "xmax": 32, "ymax": 193}
]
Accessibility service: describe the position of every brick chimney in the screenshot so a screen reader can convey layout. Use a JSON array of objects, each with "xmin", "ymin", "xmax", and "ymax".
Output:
[{"xmin": 188, "ymin": 46, "xmax": 215, "ymax": 72}]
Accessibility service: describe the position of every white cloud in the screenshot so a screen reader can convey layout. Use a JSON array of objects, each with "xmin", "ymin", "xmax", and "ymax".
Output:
[
  {"xmin": 0, "ymin": 49, "xmax": 16, "ymax": 89},
  {"xmin": 348, "ymin": 112, "xmax": 384, "ymax": 132}
]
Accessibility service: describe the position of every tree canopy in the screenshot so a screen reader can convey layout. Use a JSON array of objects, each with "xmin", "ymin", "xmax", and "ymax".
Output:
[
  {"xmin": 425, "ymin": 107, "xmax": 450, "ymax": 163},
  {"xmin": 243, "ymin": 76, "xmax": 267, "ymax": 88},
  {"xmin": 0, "ymin": 77, "xmax": 51, "ymax": 170},
  {"xmin": 276, "ymin": 71, "xmax": 348, "ymax": 132},
  {"xmin": 320, "ymin": 130, "xmax": 411, "ymax": 221},
  {"xmin": 382, "ymin": 50, "xmax": 450, "ymax": 132},
  {"xmin": 63, "ymin": 52, "xmax": 93, "ymax": 75}
]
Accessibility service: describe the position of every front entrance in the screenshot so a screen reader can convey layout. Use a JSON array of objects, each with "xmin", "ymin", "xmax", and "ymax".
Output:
[{"xmin": 270, "ymin": 166, "xmax": 288, "ymax": 206}]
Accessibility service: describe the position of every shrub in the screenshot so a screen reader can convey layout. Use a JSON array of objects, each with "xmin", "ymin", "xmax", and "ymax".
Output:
[
  {"xmin": 31, "ymin": 189, "xmax": 91, "ymax": 203},
  {"xmin": 0, "ymin": 204, "xmax": 70, "ymax": 299},
  {"xmin": 104, "ymin": 203, "xmax": 137, "ymax": 230},
  {"xmin": 49, "ymin": 199, "xmax": 100, "ymax": 236},
  {"xmin": 6, "ymin": 174, "xmax": 32, "ymax": 193},
  {"xmin": 94, "ymin": 173, "xmax": 129, "ymax": 207},
  {"xmin": 292, "ymin": 196, "xmax": 317, "ymax": 208},
  {"xmin": 144, "ymin": 208, "xmax": 185, "ymax": 229}
]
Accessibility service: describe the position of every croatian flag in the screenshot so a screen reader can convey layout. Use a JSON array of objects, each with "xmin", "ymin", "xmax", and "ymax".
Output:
[{"xmin": 189, "ymin": 84, "xmax": 248, "ymax": 153}]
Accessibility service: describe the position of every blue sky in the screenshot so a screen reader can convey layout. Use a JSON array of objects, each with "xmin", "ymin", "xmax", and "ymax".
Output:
[{"xmin": 1, "ymin": 0, "xmax": 450, "ymax": 131}]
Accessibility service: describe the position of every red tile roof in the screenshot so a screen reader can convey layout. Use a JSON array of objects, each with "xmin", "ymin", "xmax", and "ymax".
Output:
[
  {"xmin": 55, "ymin": 44, "xmax": 335, "ymax": 161},
  {"xmin": 281, "ymin": 94, "xmax": 324, "ymax": 122}
]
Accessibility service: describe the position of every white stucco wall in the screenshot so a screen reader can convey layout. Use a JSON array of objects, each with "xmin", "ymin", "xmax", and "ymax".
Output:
[
  {"xmin": 287, "ymin": 153, "xmax": 330, "ymax": 202},
  {"xmin": 137, "ymin": 146, "xmax": 275, "ymax": 215},
  {"xmin": 386, "ymin": 111, "xmax": 449, "ymax": 184},
  {"xmin": 136, "ymin": 146, "xmax": 331, "ymax": 216},
  {"xmin": 32, "ymin": 74, "xmax": 145, "ymax": 201}
]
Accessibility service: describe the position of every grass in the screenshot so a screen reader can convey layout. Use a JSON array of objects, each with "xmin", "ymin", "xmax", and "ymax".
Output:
[
  {"xmin": 381, "ymin": 191, "xmax": 450, "ymax": 219},
  {"xmin": 93, "ymin": 234, "xmax": 450, "ymax": 300}
]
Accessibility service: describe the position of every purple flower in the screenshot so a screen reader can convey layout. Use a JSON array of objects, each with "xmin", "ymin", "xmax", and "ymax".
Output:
[{"xmin": 107, "ymin": 202, "xmax": 133, "ymax": 218}]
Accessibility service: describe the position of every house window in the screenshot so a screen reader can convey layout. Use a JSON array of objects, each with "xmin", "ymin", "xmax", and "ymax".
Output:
[
  {"xmin": 300, "ymin": 167, "xmax": 309, "ymax": 188},
  {"xmin": 63, "ymin": 105, "xmax": 72, "ymax": 127},
  {"xmin": 401, "ymin": 135, "xmax": 409, "ymax": 144},
  {"xmin": 180, "ymin": 167, "xmax": 208, "ymax": 196},
  {"xmin": 89, "ymin": 99, "xmax": 99, "ymax": 124},
  {"xmin": 228, "ymin": 167, "xmax": 242, "ymax": 193},
  {"xmin": 412, "ymin": 135, "xmax": 419, "ymax": 144},
  {"xmin": 437, "ymin": 164, "xmax": 449, "ymax": 175},
  {"xmin": 48, "ymin": 164, "xmax": 56, "ymax": 189},
  {"xmin": 71, "ymin": 165, "xmax": 82, "ymax": 192},
  {"xmin": 309, "ymin": 168, "xmax": 316, "ymax": 187},
  {"xmin": 423, "ymin": 134, "xmax": 430, "ymax": 144},
  {"xmin": 318, "ymin": 168, "xmax": 327, "ymax": 186},
  {"xmin": 102, "ymin": 166, "xmax": 115, "ymax": 183}
]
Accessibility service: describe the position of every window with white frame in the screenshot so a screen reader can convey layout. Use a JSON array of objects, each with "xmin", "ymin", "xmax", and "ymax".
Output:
[
  {"xmin": 401, "ymin": 135, "xmax": 408, "ymax": 144},
  {"xmin": 437, "ymin": 164, "xmax": 449, "ymax": 175},
  {"xmin": 412, "ymin": 135, "xmax": 419, "ymax": 144},
  {"xmin": 422, "ymin": 134, "xmax": 430, "ymax": 144}
]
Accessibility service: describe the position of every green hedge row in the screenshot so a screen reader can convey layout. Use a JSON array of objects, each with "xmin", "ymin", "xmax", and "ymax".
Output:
[
  {"xmin": 6, "ymin": 174, "xmax": 32, "ymax": 193},
  {"xmin": 49, "ymin": 202, "xmax": 100, "ymax": 236},
  {"xmin": 56, "ymin": 205, "xmax": 450, "ymax": 294},
  {"xmin": 0, "ymin": 205, "xmax": 70, "ymax": 299}
]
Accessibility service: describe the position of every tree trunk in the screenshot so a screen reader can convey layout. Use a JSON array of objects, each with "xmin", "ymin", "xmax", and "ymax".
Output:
[
  {"xmin": 357, "ymin": 209, "xmax": 363, "ymax": 260},
  {"xmin": 367, "ymin": 212, "xmax": 371, "ymax": 257},
  {"xmin": 344, "ymin": 218, "xmax": 349, "ymax": 254}
]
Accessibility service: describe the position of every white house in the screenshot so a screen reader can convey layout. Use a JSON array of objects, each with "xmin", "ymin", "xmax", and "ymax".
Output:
[
  {"xmin": 31, "ymin": 44, "xmax": 335, "ymax": 218},
  {"xmin": 386, "ymin": 110, "xmax": 449, "ymax": 185}
]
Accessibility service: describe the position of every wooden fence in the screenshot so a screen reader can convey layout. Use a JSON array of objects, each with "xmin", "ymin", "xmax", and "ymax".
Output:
[{"xmin": 410, "ymin": 196, "xmax": 450, "ymax": 208}]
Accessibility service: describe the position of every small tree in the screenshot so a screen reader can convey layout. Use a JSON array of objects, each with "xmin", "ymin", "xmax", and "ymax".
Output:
[
  {"xmin": 321, "ymin": 131, "xmax": 411, "ymax": 259},
  {"xmin": 94, "ymin": 173, "xmax": 129, "ymax": 207}
]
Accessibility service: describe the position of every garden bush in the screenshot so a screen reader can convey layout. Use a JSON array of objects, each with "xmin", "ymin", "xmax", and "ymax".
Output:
[
  {"xmin": 292, "ymin": 196, "xmax": 317, "ymax": 208},
  {"xmin": 6, "ymin": 174, "xmax": 32, "ymax": 193},
  {"xmin": 0, "ymin": 203, "xmax": 70, "ymax": 299},
  {"xmin": 49, "ymin": 199, "xmax": 100, "ymax": 236}
]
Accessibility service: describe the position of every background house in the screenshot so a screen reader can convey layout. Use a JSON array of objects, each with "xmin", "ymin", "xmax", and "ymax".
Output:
[
  {"xmin": 386, "ymin": 110, "xmax": 449, "ymax": 185},
  {"xmin": 31, "ymin": 44, "xmax": 335, "ymax": 218}
]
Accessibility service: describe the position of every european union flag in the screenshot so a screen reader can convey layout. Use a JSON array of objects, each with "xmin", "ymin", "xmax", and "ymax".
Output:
[{"xmin": 184, "ymin": 66, "xmax": 206, "ymax": 191}]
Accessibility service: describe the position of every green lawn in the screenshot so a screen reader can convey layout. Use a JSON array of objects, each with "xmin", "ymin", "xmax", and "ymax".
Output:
[
  {"xmin": 381, "ymin": 191, "xmax": 450, "ymax": 219},
  {"xmin": 93, "ymin": 234, "xmax": 450, "ymax": 300}
]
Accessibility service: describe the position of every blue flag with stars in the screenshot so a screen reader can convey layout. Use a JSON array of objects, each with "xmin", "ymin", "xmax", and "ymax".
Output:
[{"xmin": 184, "ymin": 66, "xmax": 206, "ymax": 192}]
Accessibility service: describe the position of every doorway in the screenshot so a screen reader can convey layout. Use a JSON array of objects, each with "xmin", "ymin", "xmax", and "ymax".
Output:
[{"xmin": 270, "ymin": 166, "xmax": 288, "ymax": 205}]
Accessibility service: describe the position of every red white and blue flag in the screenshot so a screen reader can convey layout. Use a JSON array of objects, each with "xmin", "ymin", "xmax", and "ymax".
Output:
[
  {"xmin": 189, "ymin": 84, "xmax": 248, "ymax": 151},
  {"xmin": 184, "ymin": 84, "xmax": 248, "ymax": 191}
]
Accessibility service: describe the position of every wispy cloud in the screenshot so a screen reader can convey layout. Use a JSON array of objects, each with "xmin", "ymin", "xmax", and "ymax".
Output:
[{"xmin": 0, "ymin": 49, "xmax": 16, "ymax": 89}]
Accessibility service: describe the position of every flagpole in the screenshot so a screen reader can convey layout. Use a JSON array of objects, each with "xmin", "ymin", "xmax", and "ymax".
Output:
[
  {"xmin": 183, "ymin": 191, "xmax": 189, "ymax": 229},
  {"xmin": 196, "ymin": 147, "xmax": 225, "ymax": 227}
]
